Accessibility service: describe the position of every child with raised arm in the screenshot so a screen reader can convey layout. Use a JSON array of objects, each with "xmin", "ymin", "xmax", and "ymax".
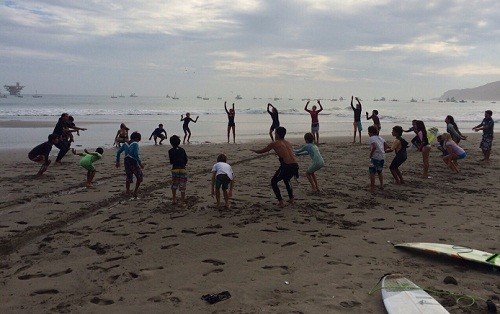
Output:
[
  {"xmin": 267, "ymin": 103, "xmax": 280, "ymax": 141},
  {"xmin": 368, "ymin": 125, "xmax": 389, "ymax": 193},
  {"xmin": 385, "ymin": 126, "xmax": 409, "ymax": 185},
  {"xmin": 180, "ymin": 113, "xmax": 199, "ymax": 144},
  {"xmin": 251, "ymin": 126, "xmax": 299, "ymax": 208},
  {"xmin": 441, "ymin": 133, "xmax": 467, "ymax": 173},
  {"xmin": 224, "ymin": 102, "xmax": 236, "ymax": 143},
  {"xmin": 304, "ymin": 100, "xmax": 323, "ymax": 144},
  {"xmin": 72, "ymin": 147, "xmax": 104, "ymax": 188},
  {"xmin": 149, "ymin": 123, "xmax": 167, "ymax": 145},
  {"xmin": 168, "ymin": 135, "xmax": 188, "ymax": 207},
  {"xmin": 366, "ymin": 109, "xmax": 381, "ymax": 134},
  {"xmin": 211, "ymin": 154, "xmax": 234, "ymax": 209},
  {"xmin": 28, "ymin": 134, "xmax": 58, "ymax": 176},
  {"xmin": 293, "ymin": 132, "xmax": 324, "ymax": 192},
  {"xmin": 350, "ymin": 96, "xmax": 362, "ymax": 143},
  {"xmin": 115, "ymin": 132, "xmax": 144, "ymax": 198}
]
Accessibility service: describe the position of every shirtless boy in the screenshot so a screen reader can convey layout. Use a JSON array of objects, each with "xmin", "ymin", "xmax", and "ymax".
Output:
[{"xmin": 251, "ymin": 126, "xmax": 299, "ymax": 207}]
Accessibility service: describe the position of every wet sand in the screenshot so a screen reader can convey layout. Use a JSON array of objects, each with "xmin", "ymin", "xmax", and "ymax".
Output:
[{"xmin": 0, "ymin": 133, "xmax": 498, "ymax": 313}]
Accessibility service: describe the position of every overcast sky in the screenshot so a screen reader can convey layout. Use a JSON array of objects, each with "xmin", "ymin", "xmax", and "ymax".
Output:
[{"xmin": 1, "ymin": 0, "xmax": 499, "ymax": 99}]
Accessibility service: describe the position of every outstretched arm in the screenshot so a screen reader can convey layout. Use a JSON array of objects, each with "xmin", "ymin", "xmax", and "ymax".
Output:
[
  {"xmin": 180, "ymin": 115, "xmax": 184, "ymax": 121},
  {"xmin": 350, "ymin": 96, "xmax": 355, "ymax": 110},
  {"xmin": 356, "ymin": 97, "xmax": 362, "ymax": 111},
  {"xmin": 304, "ymin": 101, "xmax": 310, "ymax": 112},
  {"xmin": 224, "ymin": 101, "xmax": 229, "ymax": 114},
  {"xmin": 251, "ymin": 142, "xmax": 274, "ymax": 154},
  {"xmin": 194, "ymin": 116, "xmax": 199, "ymax": 123},
  {"xmin": 267, "ymin": 103, "xmax": 272, "ymax": 114}
]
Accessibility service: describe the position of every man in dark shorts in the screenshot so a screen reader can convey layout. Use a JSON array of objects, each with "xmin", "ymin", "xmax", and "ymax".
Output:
[
  {"xmin": 149, "ymin": 124, "xmax": 167, "ymax": 145},
  {"xmin": 473, "ymin": 110, "xmax": 494, "ymax": 162},
  {"xmin": 252, "ymin": 126, "xmax": 299, "ymax": 208},
  {"xmin": 28, "ymin": 134, "xmax": 58, "ymax": 176},
  {"xmin": 267, "ymin": 103, "xmax": 280, "ymax": 141}
]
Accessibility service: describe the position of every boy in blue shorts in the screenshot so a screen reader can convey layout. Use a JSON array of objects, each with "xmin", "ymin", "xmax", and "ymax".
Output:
[
  {"xmin": 168, "ymin": 135, "xmax": 188, "ymax": 207},
  {"xmin": 368, "ymin": 125, "xmax": 389, "ymax": 193},
  {"xmin": 116, "ymin": 132, "xmax": 144, "ymax": 198},
  {"xmin": 211, "ymin": 154, "xmax": 234, "ymax": 209},
  {"xmin": 72, "ymin": 147, "xmax": 104, "ymax": 188}
]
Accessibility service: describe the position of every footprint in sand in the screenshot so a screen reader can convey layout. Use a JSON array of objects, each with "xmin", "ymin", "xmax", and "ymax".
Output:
[
  {"xmin": 202, "ymin": 259, "xmax": 225, "ymax": 266},
  {"xmin": 30, "ymin": 289, "xmax": 59, "ymax": 296},
  {"xmin": 18, "ymin": 273, "xmax": 46, "ymax": 280},
  {"xmin": 161, "ymin": 243, "xmax": 179, "ymax": 250},
  {"xmin": 281, "ymin": 242, "xmax": 297, "ymax": 247},
  {"xmin": 90, "ymin": 297, "xmax": 114, "ymax": 305},
  {"xmin": 247, "ymin": 256, "xmax": 266, "ymax": 262},
  {"xmin": 202, "ymin": 268, "xmax": 224, "ymax": 276},
  {"xmin": 48, "ymin": 268, "xmax": 73, "ymax": 278},
  {"xmin": 196, "ymin": 231, "xmax": 217, "ymax": 237},
  {"xmin": 221, "ymin": 232, "xmax": 239, "ymax": 238}
]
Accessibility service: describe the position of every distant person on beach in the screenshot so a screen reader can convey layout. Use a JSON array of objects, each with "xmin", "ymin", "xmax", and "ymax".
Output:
[
  {"xmin": 415, "ymin": 120, "xmax": 431, "ymax": 178},
  {"xmin": 472, "ymin": 110, "xmax": 494, "ymax": 163},
  {"xmin": 366, "ymin": 109, "xmax": 381, "ymax": 134},
  {"xmin": 225, "ymin": 102, "xmax": 236, "ymax": 143},
  {"xmin": 251, "ymin": 126, "xmax": 299, "ymax": 208},
  {"xmin": 267, "ymin": 103, "xmax": 280, "ymax": 141},
  {"xmin": 53, "ymin": 113, "xmax": 87, "ymax": 164},
  {"xmin": 180, "ymin": 113, "xmax": 199, "ymax": 144},
  {"xmin": 293, "ymin": 132, "xmax": 324, "ymax": 192},
  {"xmin": 28, "ymin": 134, "xmax": 58, "ymax": 176},
  {"xmin": 445, "ymin": 115, "xmax": 467, "ymax": 144},
  {"xmin": 72, "ymin": 147, "xmax": 104, "ymax": 188},
  {"xmin": 385, "ymin": 126, "xmax": 408, "ymax": 185},
  {"xmin": 169, "ymin": 135, "xmax": 188, "ymax": 207},
  {"xmin": 149, "ymin": 124, "xmax": 167, "ymax": 145},
  {"xmin": 368, "ymin": 125, "xmax": 389, "ymax": 193},
  {"xmin": 350, "ymin": 96, "xmax": 363, "ymax": 143},
  {"xmin": 115, "ymin": 131, "xmax": 144, "ymax": 199},
  {"xmin": 440, "ymin": 133, "xmax": 467, "ymax": 173},
  {"xmin": 114, "ymin": 123, "xmax": 129, "ymax": 147},
  {"xmin": 304, "ymin": 100, "xmax": 323, "ymax": 144},
  {"xmin": 211, "ymin": 153, "xmax": 234, "ymax": 209}
]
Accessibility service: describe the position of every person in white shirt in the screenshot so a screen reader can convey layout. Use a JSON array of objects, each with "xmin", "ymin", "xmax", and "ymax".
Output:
[
  {"xmin": 211, "ymin": 154, "xmax": 234, "ymax": 209},
  {"xmin": 368, "ymin": 125, "xmax": 389, "ymax": 193}
]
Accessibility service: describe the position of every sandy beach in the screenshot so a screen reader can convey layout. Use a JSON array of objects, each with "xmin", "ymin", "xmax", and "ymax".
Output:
[{"xmin": 0, "ymin": 132, "xmax": 498, "ymax": 313}]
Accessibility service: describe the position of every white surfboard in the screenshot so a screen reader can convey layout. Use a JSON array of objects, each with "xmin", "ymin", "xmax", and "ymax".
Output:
[
  {"xmin": 382, "ymin": 274, "xmax": 449, "ymax": 314},
  {"xmin": 394, "ymin": 243, "xmax": 500, "ymax": 269}
]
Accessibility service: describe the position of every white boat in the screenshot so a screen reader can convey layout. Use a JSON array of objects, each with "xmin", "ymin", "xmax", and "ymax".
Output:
[
  {"xmin": 172, "ymin": 92, "xmax": 179, "ymax": 100},
  {"xmin": 130, "ymin": 93, "xmax": 138, "ymax": 97},
  {"xmin": 235, "ymin": 95, "xmax": 242, "ymax": 100},
  {"xmin": 33, "ymin": 90, "xmax": 42, "ymax": 98}
]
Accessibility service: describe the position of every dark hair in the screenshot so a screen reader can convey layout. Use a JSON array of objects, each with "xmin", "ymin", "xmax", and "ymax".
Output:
[
  {"xmin": 159, "ymin": 124, "xmax": 163, "ymax": 127},
  {"xmin": 486, "ymin": 110, "xmax": 493, "ymax": 116},
  {"xmin": 96, "ymin": 147, "xmax": 104, "ymax": 154},
  {"xmin": 217, "ymin": 153, "xmax": 227, "ymax": 162},
  {"xmin": 304, "ymin": 132, "xmax": 314, "ymax": 143},
  {"xmin": 368, "ymin": 125, "xmax": 378, "ymax": 135},
  {"xmin": 415, "ymin": 120, "xmax": 429, "ymax": 145},
  {"xmin": 275, "ymin": 126, "xmax": 286, "ymax": 139},
  {"xmin": 373, "ymin": 110, "xmax": 378, "ymax": 115},
  {"xmin": 48, "ymin": 134, "xmax": 58, "ymax": 142},
  {"xmin": 130, "ymin": 131, "xmax": 141, "ymax": 141},
  {"xmin": 170, "ymin": 135, "xmax": 181, "ymax": 147},
  {"xmin": 61, "ymin": 113, "xmax": 68, "ymax": 118},
  {"xmin": 446, "ymin": 115, "xmax": 459, "ymax": 132},
  {"xmin": 68, "ymin": 115, "xmax": 74, "ymax": 122},
  {"xmin": 392, "ymin": 126, "xmax": 403, "ymax": 137}
]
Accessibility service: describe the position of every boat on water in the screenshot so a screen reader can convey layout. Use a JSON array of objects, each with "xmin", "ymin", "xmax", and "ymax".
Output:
[
  {"xmin": 235, "ymin": 95, "xmax": 242, "ymax": 100},
  {"xmin": 273, "ymin": 97, "xmax": 281, "ymax": 101},
  {"xmin": 4, "ymin": 82, "xmax": 24, "ymax": 96},
  {"xmin": 130, "ymin": 93, "xmax": 138, "ymax": 97},
  {"xmin": 196, "ymin": 95, "xmax": 202, "ymax": 99},
  {"xmin": 33, "ymin": 90, "xmax": 42, "ymax": 98},
  {"xmin": 410, "ymin": 98, "xmax": 417, "ymax": 102},
  {"xmin": 172, "ymin": 93, "xmax": 179, "ymax": 100},
  {"xmin": 111, "ymin": 94, "xmax": 117, "ymax": 98},
  {"xmin": 119, "ymin": 94, "xmax": 125, "ymax": 98}
]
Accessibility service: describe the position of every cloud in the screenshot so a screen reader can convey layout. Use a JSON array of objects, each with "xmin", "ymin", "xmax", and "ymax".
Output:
[{"xmin": 420, "ymin": 64, "xmax": 500, "ymax": 76}]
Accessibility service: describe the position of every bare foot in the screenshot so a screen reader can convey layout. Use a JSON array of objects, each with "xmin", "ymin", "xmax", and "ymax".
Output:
[
  {"xmin": 278, "ymin": 200, "xmax": 286, "ymax": 208},
  {"xmin": 287, "ymin": 198, "xmax": 295, "ymax": 206}
]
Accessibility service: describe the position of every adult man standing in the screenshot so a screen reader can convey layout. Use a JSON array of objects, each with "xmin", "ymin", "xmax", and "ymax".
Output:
[
  {"xmin": 473, "ymin": 110, "xmax": 494, "ymax": 163},
  {"xmin": 53, "ymin": 113, "xmax": 86, "ymax": 164}
]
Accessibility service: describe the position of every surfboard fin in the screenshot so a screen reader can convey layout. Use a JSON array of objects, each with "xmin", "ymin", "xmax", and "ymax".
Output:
[{"xmin": 485, "ymin": 253, "xmax": 498, "ymax": 263}]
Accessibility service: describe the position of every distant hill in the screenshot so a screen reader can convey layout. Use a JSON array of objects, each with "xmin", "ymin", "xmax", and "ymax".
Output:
[{"xmin": 439, "ymin": 81, "xmax": 500, "ymax": 101}]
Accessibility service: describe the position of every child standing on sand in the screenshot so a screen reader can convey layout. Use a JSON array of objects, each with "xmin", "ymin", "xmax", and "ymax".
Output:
[
  {"xmin": 211, "ymin": 154, "xmax": 234, "ymax": 209},
  {"xmin": 252, "ymin": 126, "xmax": 299, "ymax": 207},
  {"xmin": 368, "ymin": 125, "xmax": 389, "ymax": 193},
  {"xmin": 180, "ymin": 113, "xmax": 199, "ymax": 144},
  {"xmin": 366, "ymin": 110, "xmax": 381, "ymax": 133},
  {"xmin": 293, "ymin": 132, "xmax": 324, "ymax": 192},
  {"xmin": 168, "ymin": 135, "xmax": 188, "ymax": 207},
  {"xmin": 72, "ymin": 147, "xmax": 104, "ymax": 188},
  {"xmin": 385, "ymin": 126, "xmax": 408, "ymax": 185},
  {"xmin": 116, "ymin": 132, "xmax": 144, "ymax": 199}
]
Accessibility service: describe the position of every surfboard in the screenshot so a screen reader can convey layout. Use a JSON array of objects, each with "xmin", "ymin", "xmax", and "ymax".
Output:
[
  {"xmin": 395, "ymin": 243, "xmax": 500, "ymax": 269},
  {"xmin": 382, "ymin": 274, "xmax": 449, "ymax": 314},
  {"xmin": 426, "ymin": 127, "xmax": 439, "ymax": 144}
]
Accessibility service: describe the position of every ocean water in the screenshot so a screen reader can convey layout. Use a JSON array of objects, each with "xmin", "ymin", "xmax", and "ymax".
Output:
[{"xmin": 0, "ymin": 95, "xmax": 497, "ymax": 150}]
